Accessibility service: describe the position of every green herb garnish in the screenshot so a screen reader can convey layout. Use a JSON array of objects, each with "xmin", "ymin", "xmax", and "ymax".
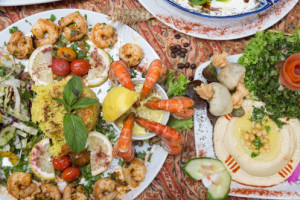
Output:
[
  {"xmin": 9, "ymin": 26, "xmax": 18, "ymax": 34},
  {"xmin": 49, "ymin": 14, "xmax": 56, "ymax": 22},
  {"xmin": 166, "ymin": 69, "xmax": 189, "ymax": 97},
  {"xmin": 53, "ymin": 76, "xmax": 99, "ymax": 152},
  {"xmin": 252, "ymin": 138, "xmax": 263, "ymax": 150},
  {"xmin": 136, "ymin": 151, "xmax": 146, "ymax": 160},
  {"xmin": 167, "ymin": 116, "xmax": 193, "ymax": 132},
  {"xmin": 251, "ymin": 152, "xmax": 260, "ymax": 158}
]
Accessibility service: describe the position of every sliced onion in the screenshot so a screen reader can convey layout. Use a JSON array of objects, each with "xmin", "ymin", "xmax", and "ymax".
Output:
[{"xmin": 287, "ymin": 162, "xmax": 300, "ymax": 183}]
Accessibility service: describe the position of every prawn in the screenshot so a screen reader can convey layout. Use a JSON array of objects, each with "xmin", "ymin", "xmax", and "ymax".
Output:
[
  {"xmin": 63, "ymin": 183, "xmax": 89, "ymax": 200},
  {"xmin": 59, "ymin": 12, "xmax": 87, "ymax": 41},
  {"xmin": 90, "ymin": 23, "xmax": 117, "ymax": 49},
  {"xmin": 145, "ymin": 96, "xmax": 194, "ymax": 119},
  {"xmin": 7, "ymin": 30, "xmax": 34, "ymax": 59},
  {"xmin": 119, "ymin": 43, "xmax": 143, "ymax": 67},
  {"xmin": 109, "ymin": 60, "xmax": 140, "ymax": 106},
  {"xmin": 33, "ymin": 182, "xmax": 61, "ymax": 200},
  {"xmin": 92, "ymin": 178, "xmax": 118, "ymax": 200},
  {"xmin": 140, "ymin": 59, "xmax": 167, "ymax": 100},
  {"xmin": 113, "ymin": 113, "xmax": 135, "ymax": 162},
  {"xmin": 122, "ymin": 158, "xmax": 146, "ymax": 188},
  {"xmin": 7, "ymin": 172, "xmax": 37, "ymax": 199},
  {"xmin": 135, "ymin": 117, "xmax": 184, "ymax": 154},
  {"xmin": 31, "ymin": 18, "xmax": 59, "ymax": 47}
]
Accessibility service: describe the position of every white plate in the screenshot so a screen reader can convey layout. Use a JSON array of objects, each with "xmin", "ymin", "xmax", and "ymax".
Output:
[
  {"xmin": 0, "ymin": 9, "xmax": 168, "ymax": 200},
  {"xmin": 139, "ymin": 0, "xmax": 298, "ymax": 40},
  {"xmin": 193, "ymin": 54, "xmax": 300, "ymax": 199},
  {"xmin": 0, "ymin": 0, "xmax": 60, "ymax": 6}
]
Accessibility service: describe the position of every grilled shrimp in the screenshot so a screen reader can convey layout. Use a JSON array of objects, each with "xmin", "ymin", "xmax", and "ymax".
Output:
[
  {"xmin": 140, "ymin": 59, "xmax": 167, "ymax": 100},
  {"xmin": 31, "ymin": 18, "xmax": 59, "ymax": 47},
  {"xmin": 59, "ymin": 12, "xmax": 87, "ymax": 41},
  {"xmin": 7, "ymin": 30, "xmax": 34, "ymax": 59},
  {"xmin": 122, "ymin": 158, "xmax": 146, "ymax": 188},
  {"xmin": 113, "ymin": 113, "xmax": 135, "ymax": 162},
  {"xmin": 33, "ymin": 182, "xmax": 61, "ymax": 200},
  {"xmin": 7, "ymin": 172, "xmax": 37, "ymax": 199},
  {"xmin": 63, "ymin": 183, "xmax": 89, "ymax": 200},
  {"xmin": 135, "ymin": 117, "xmax": 184, "ymax": 154},
  {"xmin": 92, "ymin": 178, "xmax": 118, "ymax": 200},
  {"xmin": 145, "ymin": 96, "xmax": 194, "ymax": 119},
  {"xmin": 119, "ymin": 43, "xmax": 143, "ymax": 67},
  {"xmin": 90, "ymin": 23, "xmax": 117, "ymax": 49}
]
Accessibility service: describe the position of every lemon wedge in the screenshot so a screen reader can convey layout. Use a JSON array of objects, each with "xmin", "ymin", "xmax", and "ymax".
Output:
[
  {"xmin": 28, "ymin": 45, "xmax": 53, "ymax": 86},
  {"xmin": 86, "ymin": 44, "xmax": 111, "ymax": 87},
  {"xmin": 30, "ymin": 138, "xmax": 55, "ymax": 180},
  {"xmin": 102, "ymin": 87, "xmax": 139, "ymax": 122},
  {"xmin": 88, "ymin": 131, "xmax": 113, "ymax": 176}
]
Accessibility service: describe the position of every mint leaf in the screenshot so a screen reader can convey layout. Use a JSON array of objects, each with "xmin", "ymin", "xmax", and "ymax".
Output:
[
  {"xmin": 71, "ymin": 97, "xmax": 99, "ymax": 109},
  {"xmin": 63, "ymin": 76, "xmax": 83, "ymax": 106},
  {"xmin": 52, "ymin": 97, "xmax": 71, "ymax": 113},
  {"xmin": 63, "ymin": 114, "xmax": 87, "ymax": 153}
]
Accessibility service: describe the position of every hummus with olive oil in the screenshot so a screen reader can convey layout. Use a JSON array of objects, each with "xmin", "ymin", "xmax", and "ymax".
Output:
[
  {"xmin": 115, "ymin": 83, "xmax": 166, "ymax": 137},
  {"xmin": 214, "ymin": 100, "xmax": 300, "ymax": 186}
]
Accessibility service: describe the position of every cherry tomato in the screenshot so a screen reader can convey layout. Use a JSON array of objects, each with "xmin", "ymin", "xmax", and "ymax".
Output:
[
  {"xmin": 50, "ymin": 58, "xmax": 70, "ymax": 76},
  {"xmin": 52, "ymin": 156, "xmax": 71, "ymax": 171},
  {"xmin": 70, "ymin": 59, "xmax": 90, "ymax": 75},
  {"xmin": 62, "ymin": 167, "xmax": 81, "ymax": 182},
  {"xmin": 69, "ymin": 151, "xmax": 90, "ymax": 167}
]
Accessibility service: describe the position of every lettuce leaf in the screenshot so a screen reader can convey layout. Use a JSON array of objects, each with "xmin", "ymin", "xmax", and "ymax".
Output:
[
  {"xmin": 167, "ymin": 117, "xmax": 193, "ymax": 132},
  {"xmin": 166, "ymin": 69, "xmax": 189, "ymax": 97}
]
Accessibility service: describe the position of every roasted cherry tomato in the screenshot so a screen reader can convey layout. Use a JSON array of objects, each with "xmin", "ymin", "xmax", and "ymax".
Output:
[
  {"xmin": 50, "ymin": 58, "xmax": 70, "ymax": 76},
  {"xmin": 52, "ymin": 156, "xmax": 71, "ymax": 171},
  {"xmin": 70, "ymin": 59, "xmax": 90, "ymax": 75},
  {"xmin": 69, "ymin": 151, "xmax": 90, "ymax": 167},
  {"xmin": 62, "ymin": 167, "xmax": 80, "ymax": 182},
  {"xmin": 57, "ymin": 47, "xmax": 77, "ymax": 62}
]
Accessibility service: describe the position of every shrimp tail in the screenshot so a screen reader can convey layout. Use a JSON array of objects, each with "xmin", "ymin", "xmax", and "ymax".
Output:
[
  {"xmin": 145, "ymin": 96, "xmax": 194, "ymax": 119},
  {"xmin": 113, "ymin": 113, "xmax": 135, "ymax": 162},
  {"xmin": 140, "ymin": 59, "xmax": 163, "ymax": 100},
  {"xmin": 135, "ymin": 117, "xmax": 184, "ymax": 154}
]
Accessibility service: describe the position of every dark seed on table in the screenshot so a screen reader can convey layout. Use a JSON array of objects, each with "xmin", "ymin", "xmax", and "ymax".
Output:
[
  {"xmin": 177, "ymin": 63, "xmax": 185, "ymax": 68},
  {"xmin": 176, "ymin": 51, "xmax": 181, "ymax": 56},
  {"xmin": 190, "ymin": 64, "xmax": 196, "ymax": 69},
  {"xmin": 176, "ymin": 45, "xmax": 181, "ymax": 50},
  {"xmin": 184, "ymin": 43, "xmax": 189, "ymax": 47},
  {"xmin": 180, "ymin": 53, "xmax": 186, "ymax": 58},
  {"xmin": 185, "ymin": 62, "xmax": 190, "ymax": 68},
  {"xmin": 181, "ymin": 48, "xmax": 187, "ymax": 53},
  {"xmin": 189, "ymin": 76, "xmax": 194, "ymax": 81},
  {"xmin": 175, "ymin": 34, "xmax": 181, "ymax": 39},
  {"xmin": 171, "ymin": 48, "xmax": 178, "ymax": 53},
  {"xmin": 171, "ymin": 53, "xmax": 176, "ymax": 58},
  {"xmin": 170, "ymin": 45, "xmax": 176, "ymax": 50}
]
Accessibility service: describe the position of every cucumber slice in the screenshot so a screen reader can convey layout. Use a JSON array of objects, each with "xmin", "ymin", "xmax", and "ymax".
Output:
[
  {"xmin": 207, "ymin": 170, "xmax": 231, "ymax": 200},
  {"xmin": 183, "ymin": 157, "xmax": 226, "ymax": 180},
  {"xmin": 0, "ymin": 126, "xmax": 16, "ymax": 146}
]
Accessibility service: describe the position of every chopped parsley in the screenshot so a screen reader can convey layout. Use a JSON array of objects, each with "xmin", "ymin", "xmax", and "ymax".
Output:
[
  {"xmin": 147, "ymin": 153, "xmax": 153, "ymax": 162},
  {"xmin": 95, "ymin": 114, "xmax": 118, "ymax": 143},
  {"xmin": 9, "ymin": 26, "xmax": 18, "ymax": 34},
  {"xmin": 136, "ymin": 151, "xmax": 146, "ymax": 160},
  {"xmin": 252, "ymin": 138, "xmax": 263, "ymax": 150},
  {"xmin": 251, "ymin": 107, "xmax": 265, "ymax": 123},
  {"xmin": 251, "ymin": 152, "xmax": 260, "ymax": 158},
  {"xmin": 49, "ymin": 14, "xmax": 56, "ymax": 22},
  {"xmin": 238, "ymin": 30, "xmax": 300, "ymax": 125}
]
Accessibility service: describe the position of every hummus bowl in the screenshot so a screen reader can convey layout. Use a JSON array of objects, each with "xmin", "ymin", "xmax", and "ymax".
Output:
[
  {"xmin": 164, "ymin": 0, "xmax": 277, "ymax": 18},
  {"xmin": 113, "ymin": 78, "xmax": 170, "ymax": 140}
]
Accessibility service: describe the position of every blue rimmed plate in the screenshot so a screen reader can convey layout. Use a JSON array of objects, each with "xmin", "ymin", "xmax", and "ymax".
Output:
[{"xmin": 164, "ymin": 0, "xmax": 278, "ymax": 19}]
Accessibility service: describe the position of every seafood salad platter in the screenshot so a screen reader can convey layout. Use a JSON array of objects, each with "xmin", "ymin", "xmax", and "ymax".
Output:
[
  {"xmin": 187, "ymin": 29, "xmax": 300, "ymax": 199},
  {"xmin": 0, "ymin": 9, "xmax": 196, "ymax": 200}
]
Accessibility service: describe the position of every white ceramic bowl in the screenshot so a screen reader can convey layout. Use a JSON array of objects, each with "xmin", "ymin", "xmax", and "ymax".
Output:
[{"xmin": 112, "ymin": 78, "xmax": 170, "ymax": 140}]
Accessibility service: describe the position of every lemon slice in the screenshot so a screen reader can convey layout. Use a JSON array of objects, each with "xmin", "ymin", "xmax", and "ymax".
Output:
[
  {"xmin": 86, "ymin": 44, "xmax": 111, "ymax": 87},
  {"xmin": 102, "ymin": 87, "xmax": 140, "ymax": 122},
  {"xmin": 28, "ymin": 45, "xmax": 53, "ymax": 85},
  {"xmin": 88, "ymin": 131, "xmax": 113, "ymax": 176},
  {"xmin": 30, "ymin": 138, "xmax": 55, "ymax": 180}
]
